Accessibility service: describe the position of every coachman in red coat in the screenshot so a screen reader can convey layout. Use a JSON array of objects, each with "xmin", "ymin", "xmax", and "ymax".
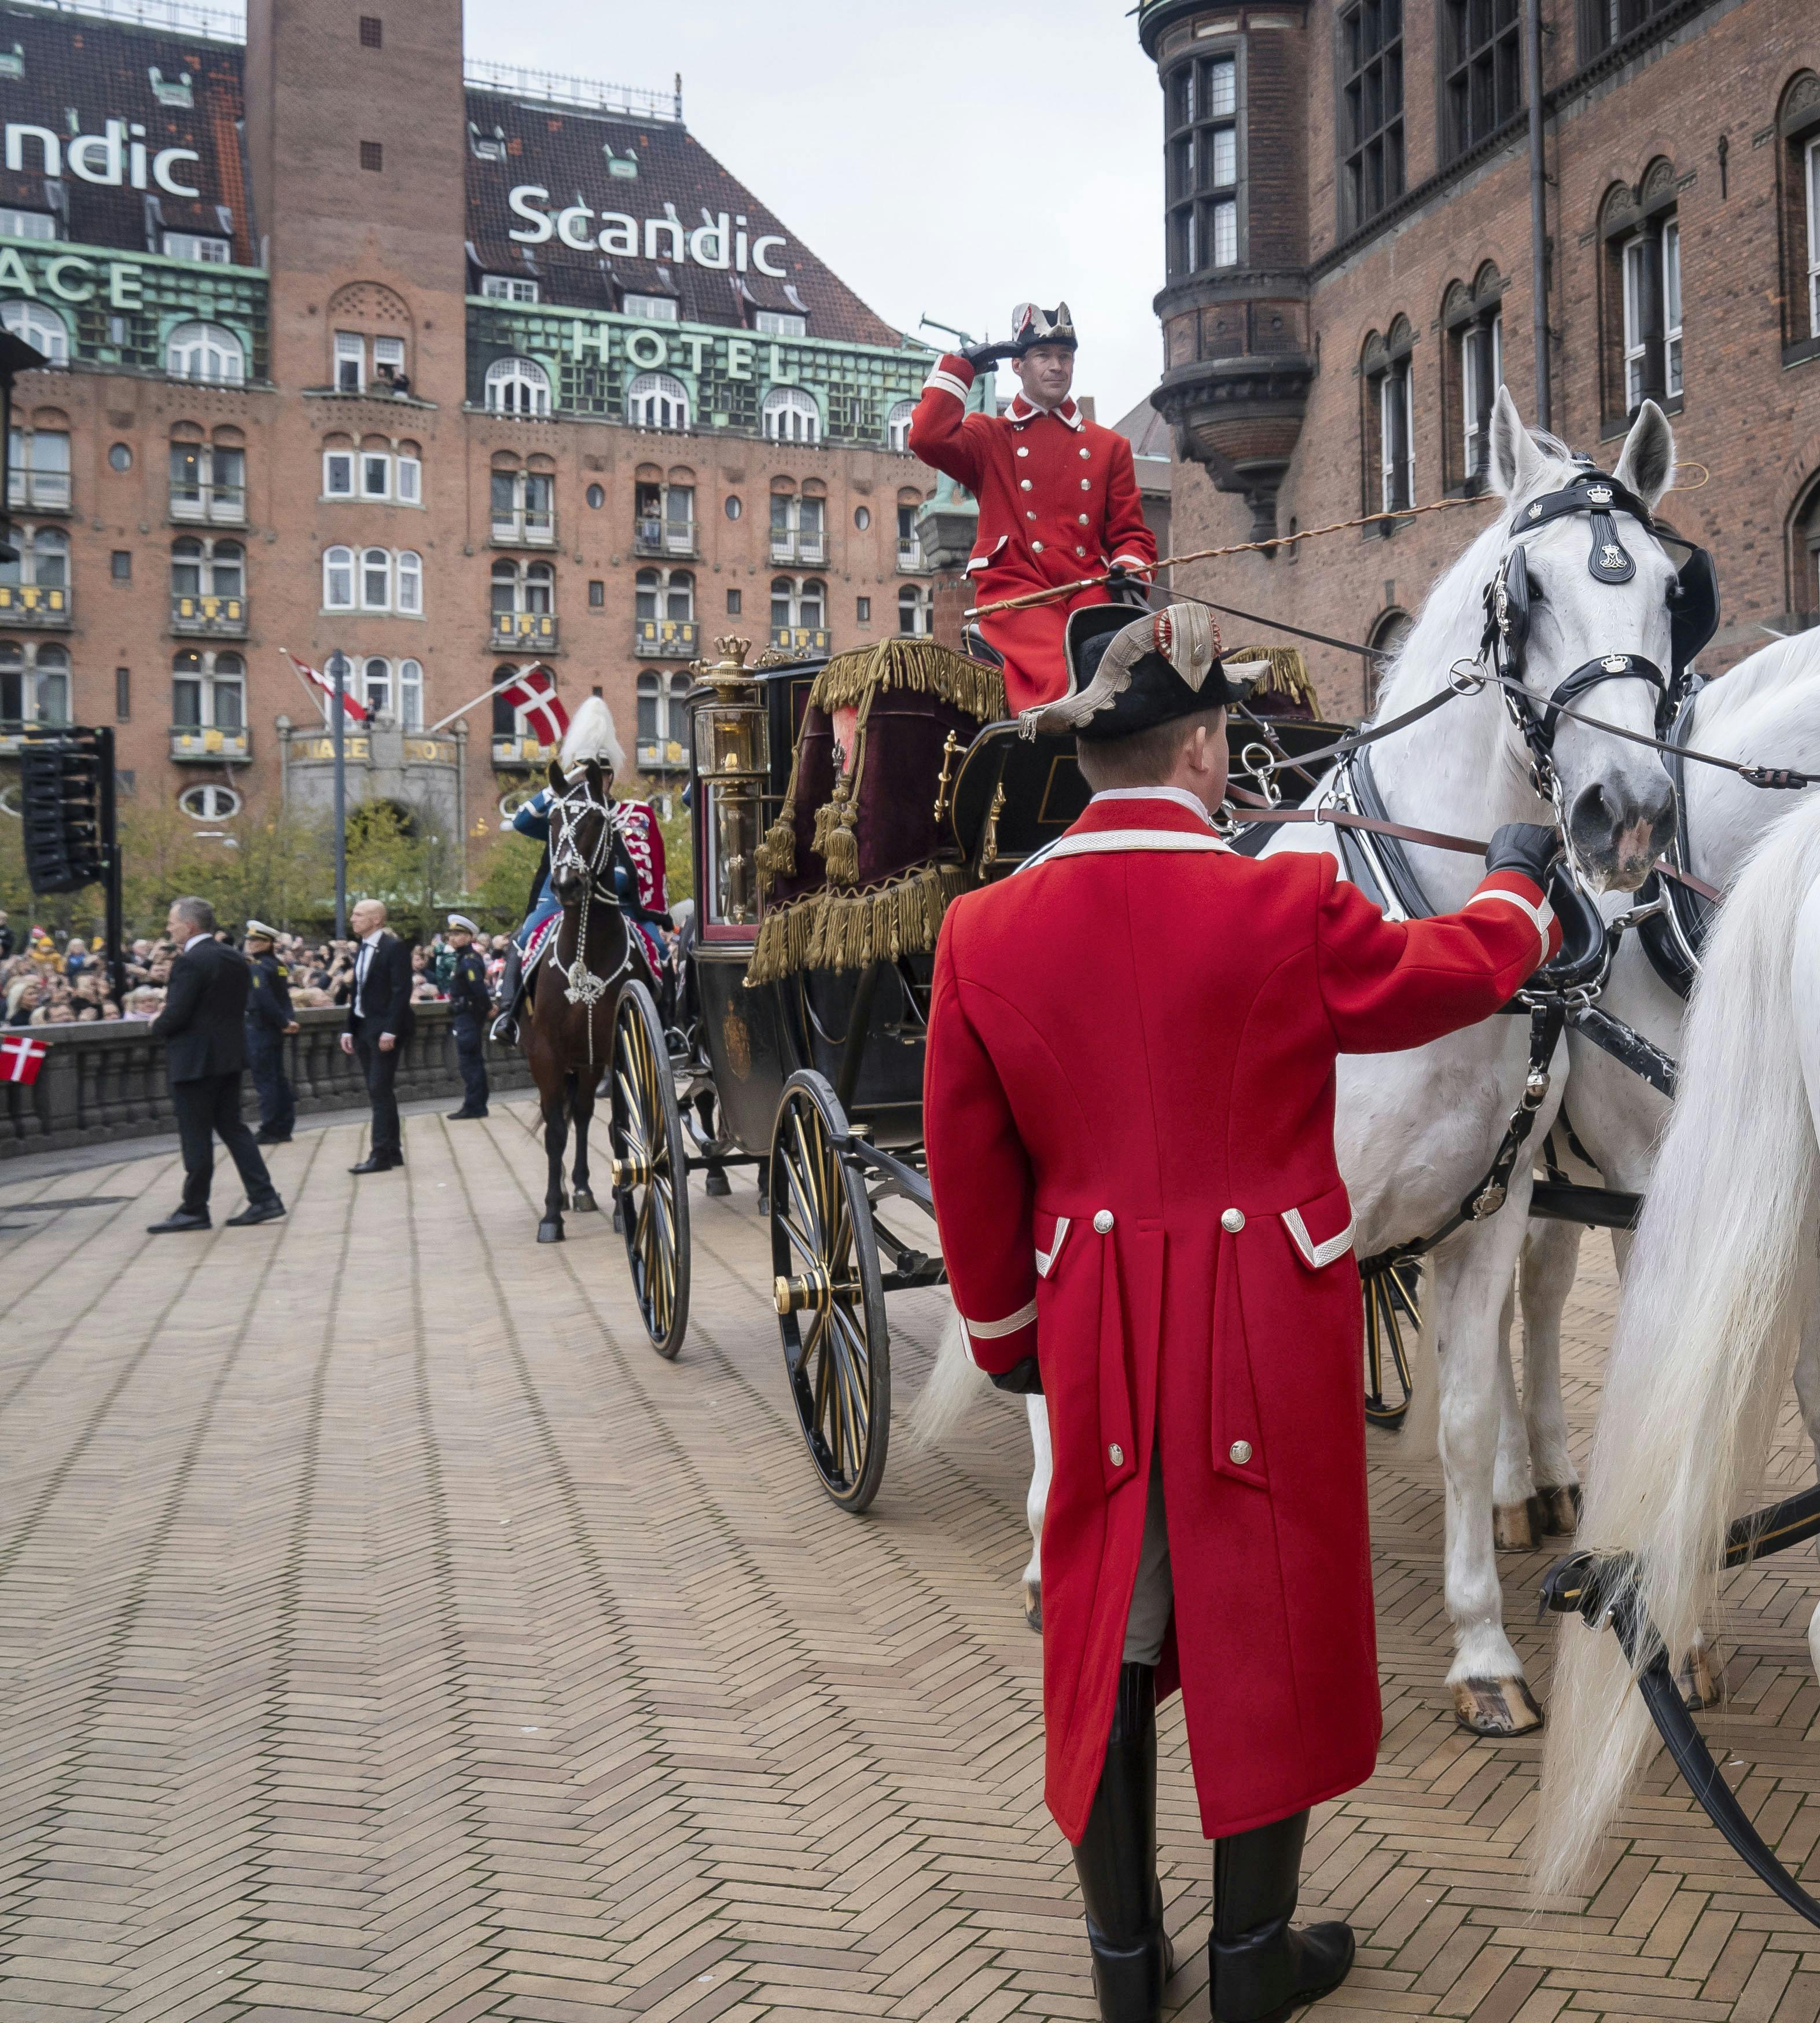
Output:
[
  {"xmin": 908, "ymin": 303, "xmax": 1156, "ymax": 713},
  {"xmin": 923, "ymin": 604, "xmax": 1562, "ymax": 2023}
]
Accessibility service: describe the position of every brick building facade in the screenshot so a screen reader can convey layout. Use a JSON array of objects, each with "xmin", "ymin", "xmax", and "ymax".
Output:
[
  {"xmin": 0, "ymin": 0, "xmax": 935, "ymax": 876},
  {"xmin": 1137, "ymin": 0, "xmax": 1820, "ymax": 719}
]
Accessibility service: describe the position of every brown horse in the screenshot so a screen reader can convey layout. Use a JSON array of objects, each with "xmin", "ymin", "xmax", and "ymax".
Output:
[{"xmin": 523, "ymin": 757, "xmax": 645, "ymax": 1243}]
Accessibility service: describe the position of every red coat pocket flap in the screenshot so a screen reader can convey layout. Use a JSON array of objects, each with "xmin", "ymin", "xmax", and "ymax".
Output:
[
  {"xmin": 1034, "ymin": 1211, "xmax": 1073, "ymax": 1280},
  {"xmin": 1281, "ymin": 1181, "xmax": 1355, "ymax": 1269}
]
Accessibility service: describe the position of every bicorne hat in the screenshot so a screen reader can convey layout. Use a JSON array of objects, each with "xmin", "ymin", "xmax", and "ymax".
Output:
[
  {"xmin": 1009, "ymin": 302, "xmax": 1078, "ymax": 356},
  {"xmin": 1023, "ymin": 602, "xmax": 1233, "ymax": 742}
]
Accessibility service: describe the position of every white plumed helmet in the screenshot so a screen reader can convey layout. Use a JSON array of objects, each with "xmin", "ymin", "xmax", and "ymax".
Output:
[{"xmin": 558, "ymin": 693, "xmax": 626, "ymax": 776}]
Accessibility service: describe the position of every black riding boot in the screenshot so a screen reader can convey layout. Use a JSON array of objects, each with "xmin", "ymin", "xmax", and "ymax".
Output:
[
  {"xmin": 1072, "ymin": 1664, "xmax": 1171, "ymax": 2023},
  {"xmin": 490, "ymin": 943, "xmax": 524, "ymax": 1044},
  {"xmin": 1209, "ymin": 1810, "xmax": 1354, "ymax": 2023}
]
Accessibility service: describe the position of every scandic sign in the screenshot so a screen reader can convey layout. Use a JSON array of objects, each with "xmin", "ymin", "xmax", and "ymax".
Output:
[
  {"xmin": 6, "ymin": 119, "xmax": 202, "ymax": 197},
  {"xmin": 508, "ymin": 188, "xmax": 790, "ymax": 277}
]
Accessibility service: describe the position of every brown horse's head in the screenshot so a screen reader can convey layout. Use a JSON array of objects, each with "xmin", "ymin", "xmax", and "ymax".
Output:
[{"xmin": 545, "ymin": 756, "xmax": 613, "ymax": 906}]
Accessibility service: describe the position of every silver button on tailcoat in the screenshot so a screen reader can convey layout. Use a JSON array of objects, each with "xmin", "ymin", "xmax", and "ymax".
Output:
[
  {"xmin": 1229, "ymin": 1440, "xmax": 1253, "ymax": 1465},
  {"xmin": 1093, "ymin": 1210, "xmax": 1115, "ymax": 1234},
  {"xmin": 1222, "ymin": 1207, "xmax": 1246, "ymax": 1233}
]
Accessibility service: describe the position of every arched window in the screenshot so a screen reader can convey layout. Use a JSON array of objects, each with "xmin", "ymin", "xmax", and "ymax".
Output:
[
  {"xmin": 0, "ymin": 640, "xmax": 68, "ymax": 724},
  {"xmin": 762, "ymin": 385, "xmax": 820, "ymax": 444},
  {"xmin": 770, "ymin": 575, "xmax": 794, "ymax": 631},
  {"xmin": 626, "ymin": 371, "xmax": 690, "ymax": 429},
  {"xmin": 172, "ymin": 648, "xmax": 244, "ymax": 729},
  {"xmin": 1777, "ymin": 73, "xmax": 1820, "ymax": 353},
  {"xmin": 362, "ymin": 655, "xmax": 392, "ymax": 717},
  {"xmin": 664, "ymin": 569, "xmax": 694, "ymax": 622},
  {"xmin": 323, "ymin": 545, "xmax": 355, "ymax": 610},
  {"xmin": 1442, "ymin": 267, "xmax": 1504, "ymax": 492},
  {"xmin": 637, "ymin": 669, "xmax": 660, "ymax": 741},
  {"xmin": 1363, "ymin": 608, "xmax": 1413, "ymax": 715},
  {"xmin": 171, "ymin": 430, "xmax": 244, "ymax": 522},
  {"xmin": 1788, "ymin": 473, "xmax": 1820, "ymax": 629},
  {"xmin": 171, "ymin": 537, "xmax": 242, "ymax": 600},
  {"xmin": 1600, "ymin": 163, "xmax": 1681, "ymax": 423},
  {"xmin": 799, "ymin": 577, "xmax": 825, "ymax": 628},
  {"xmin": 360, "ymin": 546, "xmax": 392, "ymax": 611},
  {"xmin": 1361, "ymin": 320, "xmax": 1415, "ymax": 516},
  {"xmin": 396, "ymin": 550, "xmax": 422, "ymax": 614},
  {"xmin": 9, "ymin": 420, "xmax": 69, "ymax": 510},
  {"xmin": 166, "ymin": 321, "xmax": 245, "ymax": 385},
  {"xmin": 897, "ymin": 584, "xmax": 932, "ymax": 637},
  {"xmin": 885, "ymin": 398, "xmax": 915, "ymax": 453},
  {"xmin": 635, "ymin": 567, "xmax": 661, "ymax": 622},
  {"xmin": 0, "ymin": 299, "xmax": 68, "ymax": 366},
  {"xmin": 28, "ymin": 525, "xmax": 66, "ymax": 588},
  {"xmin": 398, "ymin": 657, "xmax": 423, "ymax": 730},
  {"xmin": 525, "ymin": 560, "xmax": 553, "ymax": 614},
  {"xmin": 484, "ymin": 354, "xmax": 550, "ymax": 416}
]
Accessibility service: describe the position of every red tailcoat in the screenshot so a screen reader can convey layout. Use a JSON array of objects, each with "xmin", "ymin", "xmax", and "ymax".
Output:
[
  {"xmin": 909, "ymin": 354, "xmax": 1157, "ymax": 713},
  {"xmin": 923, "ymin": 794, "xmax": 1561, "ymax": 1843}
]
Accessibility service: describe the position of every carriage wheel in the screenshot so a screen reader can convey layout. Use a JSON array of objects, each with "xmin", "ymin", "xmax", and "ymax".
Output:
[
  {"xmin": 1362, "ymin": 1251, "xmax": 1422, "ymax": 1430},
  {"xmin": 769, "ymin": 1071, "xmax": 890, "ymax": 1514},
  {"xmin": 609, "ymin": 979, "xmax": 691, "ymax": 1360}
]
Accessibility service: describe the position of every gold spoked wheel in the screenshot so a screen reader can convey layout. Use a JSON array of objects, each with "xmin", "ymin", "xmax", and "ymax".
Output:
[
  {"xmin": 609, "ymin": 979, "xmax": 691, "ymax": 1360},
  {"xmin": 770, "ymin": 1071, "xmax": 890, "ymax": 1514},
  {"xmin": 1362, "ymin": 1250, "xmax": 1422, "ymax": 1430}
]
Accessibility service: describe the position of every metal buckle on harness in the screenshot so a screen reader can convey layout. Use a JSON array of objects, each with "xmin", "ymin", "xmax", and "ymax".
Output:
[
  {"xmin": 1239, "ymin": 743, "xmax": 1281, "ymax": 806},
  {"xmin": 1448, "ymin": 656, "xmax": 1488, "ymax": 696}
]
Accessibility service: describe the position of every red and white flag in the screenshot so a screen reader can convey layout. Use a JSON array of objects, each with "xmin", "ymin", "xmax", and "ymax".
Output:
[
  {"xmin": 0, "ymin": 1034, "xmax": 47, "ymax": 1085},
  {"xmin": 283, "ymin": 649, "xmax": 370, "ymax": 725},
  {"xmin": 498, "ymin": 663, "xmax": 569, "ymax": 747}
]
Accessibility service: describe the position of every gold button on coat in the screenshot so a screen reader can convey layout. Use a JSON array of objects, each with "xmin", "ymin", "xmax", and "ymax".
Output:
[
  {"xmin": 1222, "ymin": 1207, "xmax": 1246, "ymax": 1232},
  {"xmin": 1093, "ymin": 1210, "xmax": 1115, "ymax": 1233},
  {"xmin": 1229, "ymin": 1440, "xmax": 1253, "ymax": 1465}
]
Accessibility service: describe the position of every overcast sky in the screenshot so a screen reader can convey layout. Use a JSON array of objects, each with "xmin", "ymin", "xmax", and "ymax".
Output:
[{"xmin": 460, "ymin": 0, "xmax": 1168, "ymax": 425}]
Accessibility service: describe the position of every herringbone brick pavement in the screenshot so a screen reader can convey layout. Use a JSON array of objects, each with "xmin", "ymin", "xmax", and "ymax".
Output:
[{"xmin": 3, "ymin": 1106, "xmax": 1820, "ymax": 2021}]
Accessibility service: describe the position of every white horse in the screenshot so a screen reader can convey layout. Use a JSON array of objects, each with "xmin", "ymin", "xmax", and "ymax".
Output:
[
  {"xmin": 1534, "ymin": 787, "xmax": 1820, "ymax": 1895},
  {"xmin": 918, "ymin": 390, "xmax": 1684, "ymax": 1735},
  {"xmin": 1492, "ymin": 635, "xmax": 1820, "ymax": 1574}
]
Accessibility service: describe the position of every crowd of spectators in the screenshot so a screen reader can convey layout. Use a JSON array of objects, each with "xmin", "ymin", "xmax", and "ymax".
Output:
[{"xmin": 0, "ymin": 908, "xmax": 524, "ymax": 1029}]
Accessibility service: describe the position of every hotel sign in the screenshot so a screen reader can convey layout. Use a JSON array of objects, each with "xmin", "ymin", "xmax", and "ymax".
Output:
[
  {"xmin": 6, "ymin": 119, "xmax": 202, "ymax": 197},
  {"xmin": 0, "ymin": 243, "xmax": 157, "ymax": 305},
  {"xmin": 507, "ymin": 188, "xmax": 790, "ymax": 276}
]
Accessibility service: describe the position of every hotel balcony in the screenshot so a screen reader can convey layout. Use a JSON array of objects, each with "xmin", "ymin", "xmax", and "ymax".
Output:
[
  {"xmin": 490, "ymin": 509, "xmax": 558, "ymax": 548},
  {"xmin": 769, "ymin": 533, "xmax": 826, "ymax": 566},
  {"xmin": 169, "ymin": 483, "xmax": 247, "ymax": 527},
  {"xmin": 490, "ymin": 610, "xmax": 558, "ymax": 652},
  {"xmin": 9, "ymin": 471, "xmax": 71, "ymax": 514},
  {"xmin": 170, "ymin": 724, "xmax": 252, "ymax": 763},
  {"xmin": 634, "ymin": 618, "xmax": 699, "ymax": 658},
  {"xmin": 635, "ymin": 735, "xmax": 690, "ymax": 774},
  {"xmin": 0, "ymin": 584, "xmax": 71, "ymax": 627},
  {"xmin": 770, "ymin": 625, "xmax": 830, "ymax": 656},
  {"xmin": 0, "ymin": 716, "xmax": 71, "ymax": 757},
  {"xmin": 633, "ymin": 516, "xmax": 698, "ymax": 559},
  {"xmin": 491, "ymin": 732, "xmax": 559, "ymax": 771},
  {"xmin": 170, "ymin": 592, "xmax": 249, "ymax": 639}
]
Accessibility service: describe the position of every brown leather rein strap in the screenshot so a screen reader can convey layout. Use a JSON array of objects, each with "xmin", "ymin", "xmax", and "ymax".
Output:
[{"xmin": 1224, "ymin": 790, "xmax": 1723, "ymax": 904}]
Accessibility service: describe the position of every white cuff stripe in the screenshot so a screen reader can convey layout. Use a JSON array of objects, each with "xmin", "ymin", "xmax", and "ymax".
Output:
[
  {"xmin": 1109, "ymin": 553, "xmax": 1149, "ymax": 568},
  {"xmin": 965, "ymin": 1299, "xmax": 1038, "ymax": 1341},
  {"xmin": 1467, "ymin": 887, "xmax": 1555, "ymax": 963},
  {"xmin": 923, "ymin": 370, "xmax": 969, "ymax": 401}
]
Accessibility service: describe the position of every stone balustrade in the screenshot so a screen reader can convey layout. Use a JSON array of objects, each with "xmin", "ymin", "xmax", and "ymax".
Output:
[{"xmin": 0, "ymin": 1003, "xmax": 536, "ymax": 1159}]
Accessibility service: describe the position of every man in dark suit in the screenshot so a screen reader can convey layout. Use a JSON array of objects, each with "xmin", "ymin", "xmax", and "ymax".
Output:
[
  {"xmin": 340, "ymin": 897, "xmax": 414, "ymax": 1173},
  {"xmin": 146, "ymin": 895, "xmax": 286, "ymax": 1233}
]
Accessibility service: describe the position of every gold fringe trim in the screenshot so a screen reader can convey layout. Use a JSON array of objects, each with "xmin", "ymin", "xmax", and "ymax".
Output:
[
  {"xmin": 1225, "ymin": 642, "xmax": 1321, "ymax": 713},
  {"xmin": 744, "ymin": 862, "xmax": 972, "ymax": 987},
  {"xmin": 808, "ymin": 637, "xmax": 1007, "ymax": 724}
]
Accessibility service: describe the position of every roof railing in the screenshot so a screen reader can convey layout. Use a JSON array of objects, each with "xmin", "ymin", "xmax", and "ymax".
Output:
[
  {"xmin": 463, "ymin": 58, "xmax": 683, "ymax": 123},
  {"xmin": 3, "ymin": 0, "xmax": 245, "ymax": 39}
]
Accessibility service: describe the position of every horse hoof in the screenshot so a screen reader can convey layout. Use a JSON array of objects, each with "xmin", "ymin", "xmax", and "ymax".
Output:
[
  {"xmin": 1022, "ymin": 1578, "xmax": 1042, "ymax": 1635},
  {"xmin": 1679, "ymin": 1644, "xmax": 1724, "ymax": 1710},
  {"xmin": 1493, "ymin": 1501, "xmax": 1536, "ymax": 1551},
  {"xmin": 1538, "ymin": 1483, "xmax": 1584, "ymax": 1536},
  {"xmin": 704, "ymin": 1168, "xmax": 731, "ymax": 1198},
  {"xmin": 572, "ymin": 1189, "xmax": 597, "ymax": 1213},
  {"xmin": 1452, "ymin": 1675, "xmax": 1544, "ymax": 1736},
  {"xmin": 538, "ymin": 1220, "xmax": 564, "ymax": 1244}
]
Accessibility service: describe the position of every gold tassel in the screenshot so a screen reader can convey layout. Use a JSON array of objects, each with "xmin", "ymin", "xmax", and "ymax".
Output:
[
  {"xmin": 742, "ymin": 864, "xmax": 973, "ymax": 987},
  {"xmin": 1225, "ymin": 643, "xmax": 1321, "ymax": 713},
  {"xmin": 821, "ymin": 790, "xmax": 859, "ymax": 884},
  {"xmin": 754, "ymin": 813, "xmax": 797, "ymax": 891}
]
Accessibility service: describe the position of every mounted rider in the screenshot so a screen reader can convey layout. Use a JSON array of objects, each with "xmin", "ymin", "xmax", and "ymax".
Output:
[
  {"xmin": 908, "ymin": 302, "xmax": 1157, "ymax": 713},
  {"xmin": 922, "ymin": 602, "xmax": 1564, "ymax": 2023},
  {"xmin": 490, "ymin": 695, "xmax": 670, "ymax": 1043}
]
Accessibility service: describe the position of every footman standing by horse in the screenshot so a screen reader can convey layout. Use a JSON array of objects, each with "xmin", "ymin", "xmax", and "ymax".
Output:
[
  {"xmin": 922, "ymin": 603, "xmax": 1564, "ymax": 2023},
  {"xmin": 908, "ymin": 301, "xmax": 1156, "ymax": 711}
]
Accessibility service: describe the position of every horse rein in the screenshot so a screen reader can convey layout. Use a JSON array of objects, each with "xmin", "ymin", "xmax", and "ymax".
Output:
[{"xmin": 547, "ymin": 777, "xmax": 634, "ymax": 1062}]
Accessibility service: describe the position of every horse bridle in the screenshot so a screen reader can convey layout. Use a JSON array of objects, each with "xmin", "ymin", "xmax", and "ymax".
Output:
[
  {"xmin": 546, "ymin": 775, "xmax": 634, "ymax": 1060},
  {"xmin": 1481, "ymin": 469, "xmax": 1719, "ymax": 802}
]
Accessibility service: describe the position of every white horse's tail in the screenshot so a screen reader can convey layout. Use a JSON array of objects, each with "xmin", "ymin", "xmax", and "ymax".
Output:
[
  {"xmin": 909, "ymin": 1302, "xmax": 992, "ymax": 1446},
  {"xmin": 1534, "ymin": 794, "xmax": 1820, "ymax": 1896}
]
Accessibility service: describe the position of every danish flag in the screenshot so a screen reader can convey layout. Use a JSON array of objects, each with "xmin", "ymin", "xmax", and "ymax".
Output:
[
  {"xmin": 498, "ymin": 663, "xmax": 569, "ymax": 747},
  {"xmin": 284, "ymin": 650, "xmax": 370, "ymax": 725},
  {"xmin": 0, "ymin": 1034, "xmax": 47, "ymax": 1085}
]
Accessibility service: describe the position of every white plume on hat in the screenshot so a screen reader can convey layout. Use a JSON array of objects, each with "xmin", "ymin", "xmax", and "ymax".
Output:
[
  {"xmin": 1021, "ymin": 601, "xmax": 1222, "ymax": 735},
  {"xmin": 559, "ymin": 693, "xmax": 627, "ymax": 775}
]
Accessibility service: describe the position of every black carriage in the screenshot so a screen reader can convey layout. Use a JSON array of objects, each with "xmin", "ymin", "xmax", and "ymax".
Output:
[{"xmin": 607, "ymin": 633, "xmax": 1345, "ymax": 1513}]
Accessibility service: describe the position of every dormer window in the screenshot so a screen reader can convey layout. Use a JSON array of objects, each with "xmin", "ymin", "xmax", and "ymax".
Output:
[
  {"xmin": 623, "ymin": 294, "xmax": 679, "ymax": 323},
  {"xmin": 754, "ymin": 311, "xmax": 806, "ymax": 336},
  {"xmin": 163, "ymin": 232, "xmax": 231, "ymax": 265},
  {"xmin": 469, "ymin": 123, "xmax": 507, "ymax": 164},
  {"xmin": 604, "ymin": 145, "xmax": 638, "ymax": 181},
  {"xmin": 0, "ymin": 46, "xmax": 23, "ymax": 80},
  {"xmin": 481, "ymin": 274, "xmax": 541, "ymax": 303},
  {"xmin": 0, "ymin": 208, "xmax": 56, "ymax": 243},
  {"xmin": 149, "ymin": 67, "xmax": 194, "ymax": 107}
]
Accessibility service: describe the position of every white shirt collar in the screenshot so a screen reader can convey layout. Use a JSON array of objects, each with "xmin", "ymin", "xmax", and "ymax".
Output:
[
  {"xmin": 1006, "ymin": 391, "xmax": 1084, "ymax": 433},
  {"xmin": 361, "ymin": 928, "xmax": 384, "ymax": 949},
  {"xmin": 183, "ymin": 931, "xmax": 210, "ymax": 952},
  {"xmin": 1088, "ymin": 787, "xmax": 1216, "ymax": 828}
]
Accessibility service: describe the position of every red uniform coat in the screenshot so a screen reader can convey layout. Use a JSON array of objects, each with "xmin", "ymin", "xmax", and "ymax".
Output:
[
  {"xmin": 909, "ymin": 354, "xmax": 1157, "ymax": 713},
  {"xmin": 922, "ymin": 794, "xmax": 1562, "ymax": 1844}
]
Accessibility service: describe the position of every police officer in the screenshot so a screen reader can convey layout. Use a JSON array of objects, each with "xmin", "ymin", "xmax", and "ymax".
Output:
[
  {"xmin": 444, "ymin": 913, "xmax": 491, "ymax": 1120},
  {"xmin": 243, "ymin": 918, "xmax": 297, "ymax": 1145}
]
